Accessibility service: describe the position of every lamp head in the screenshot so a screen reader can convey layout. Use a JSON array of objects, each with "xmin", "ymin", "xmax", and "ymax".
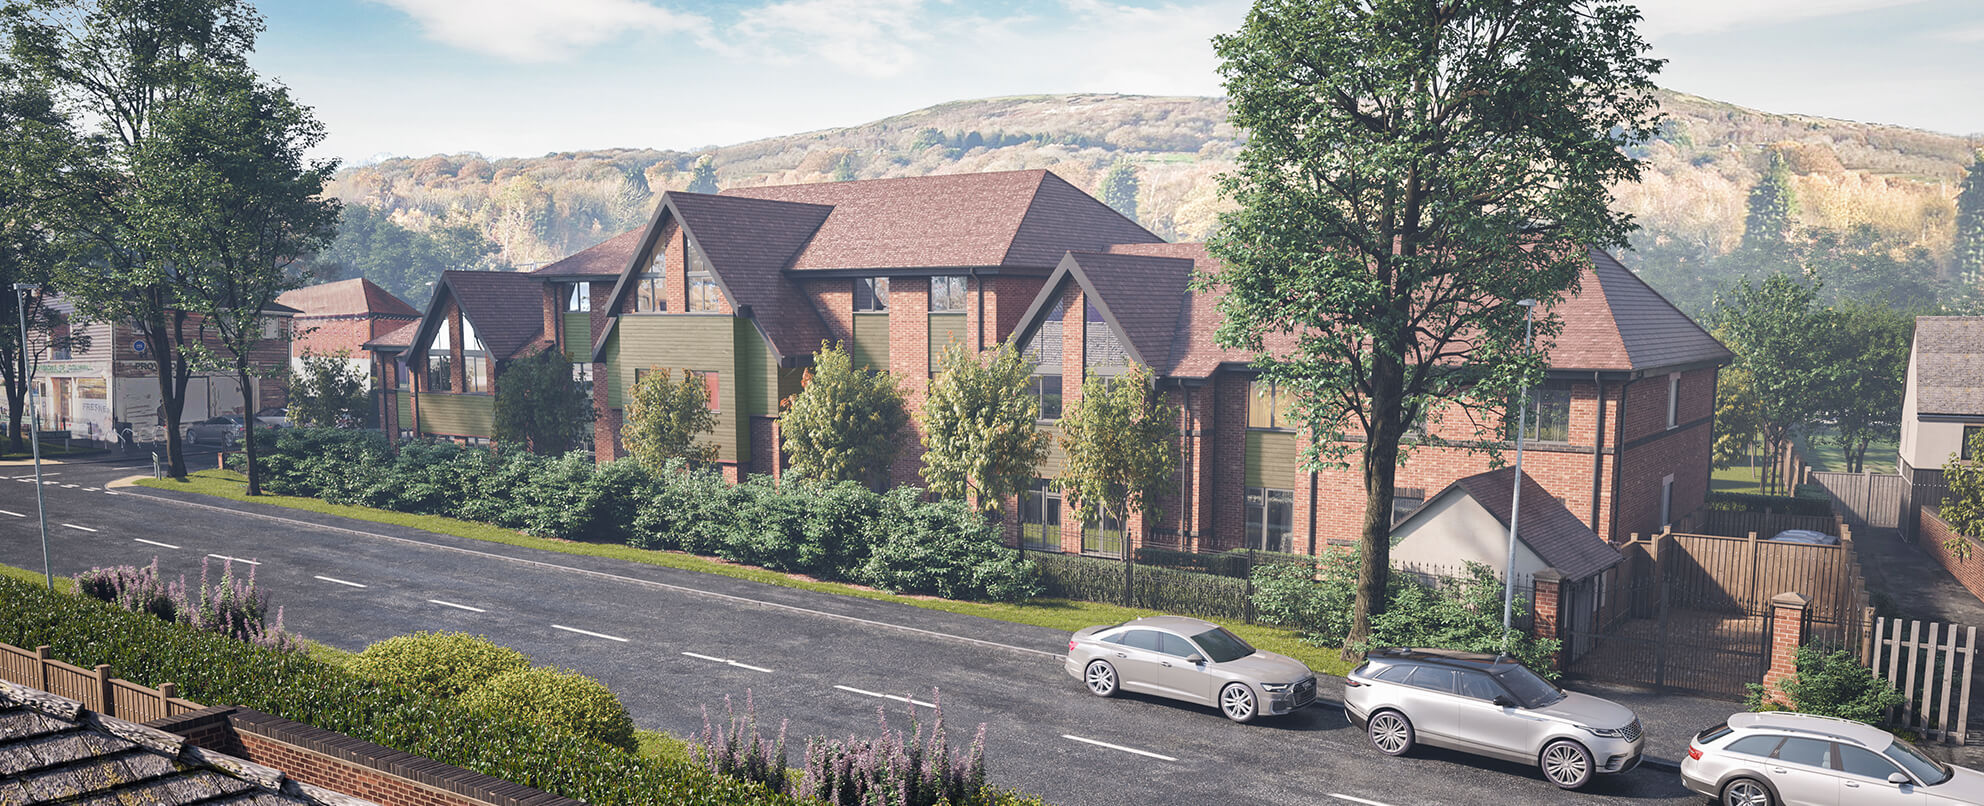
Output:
[
  {"xmin": 11, "ymin": 283, "xmax": 39, "ymax": 293},
  {"xmin": 1516, "ymin": 298, "xmax": 1538, "ymax": 308}
]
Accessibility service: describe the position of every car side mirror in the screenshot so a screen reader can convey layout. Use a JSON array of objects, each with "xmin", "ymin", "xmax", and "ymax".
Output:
[
  {"xmin": 1889, "ymin": 772, "xmax": 1911, "ymax": 786},
  {"xmin": 1185, "ymin": 653, "xmax": 1205, "ymax": 664},
  {"xmin": 1493, "ymin": 696, "xmax": 1517, "ymax": 708}
]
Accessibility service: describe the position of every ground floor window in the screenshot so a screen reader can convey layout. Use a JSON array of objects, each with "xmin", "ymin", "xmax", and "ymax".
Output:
[
  {"xmin": 1083, "ymin": 506, "xmax": 1124, "ymax": 558},
  {"xmin": 1245, "ymin": 487, "xmax": 1294, "ymax": 553},
  {"xmin": 1021, "ymin": 479, "xmax": 1061, "ymax": 551}
]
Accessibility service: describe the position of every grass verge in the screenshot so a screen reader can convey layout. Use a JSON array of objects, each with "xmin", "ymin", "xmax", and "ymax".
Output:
[{"xmin": 134, "ymin": 470, "xmax": 1357, "ymax": 677}]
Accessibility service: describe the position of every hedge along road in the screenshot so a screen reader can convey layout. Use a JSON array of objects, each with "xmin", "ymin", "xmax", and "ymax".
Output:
[{"xmin": 0, "ymin": 478, "xmax": 1700, "ymax": 806}]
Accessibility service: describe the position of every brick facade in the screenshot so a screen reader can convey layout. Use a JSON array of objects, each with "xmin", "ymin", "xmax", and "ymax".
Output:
[{"xmin": 1917, "ymin": 507, "xmax": 1984, "ymax": 606}]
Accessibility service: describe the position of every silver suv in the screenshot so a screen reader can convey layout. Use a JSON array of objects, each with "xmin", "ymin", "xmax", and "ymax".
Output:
[
  {"xmin": 1682, "ymin": 711, "xmax": 1984, "ymax": 805},
  {"xmin": 1344, "ymin": 647, "xmax": 1646, "ymax": 789}
]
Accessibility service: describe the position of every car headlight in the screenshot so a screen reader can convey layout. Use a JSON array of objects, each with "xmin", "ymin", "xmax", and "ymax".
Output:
[
  {"xmin": 1259, "ymin": 682, "xmax": 1292, "ymax": 693},
  {"xmin": 1580, "ymin": 724, "xmax": 1627, "ymax": 738}
]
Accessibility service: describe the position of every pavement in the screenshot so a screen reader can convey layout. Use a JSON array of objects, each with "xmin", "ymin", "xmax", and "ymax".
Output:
[{"xmin": 0, "ymin": 454, "xmax": 1715, "ymax": 805}]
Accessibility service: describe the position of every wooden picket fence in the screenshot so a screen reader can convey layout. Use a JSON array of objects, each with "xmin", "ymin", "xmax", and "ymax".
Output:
[
  {"xmin": 0, "ymin": 641, "xmax": 202, "ymax": 722},
  {"xmin": 1866, "ymin": 617, "xmax": 1977, "ymax": 744}
]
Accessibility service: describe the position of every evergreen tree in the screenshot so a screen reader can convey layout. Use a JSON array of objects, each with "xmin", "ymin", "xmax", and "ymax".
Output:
[
  {"xmin": 1099, "ymin": 158, "xmax": 1139, "ymax": 223},
  {"xmin": 1957, "ymin": 150, "xmax": 1984, "ymax": 286},
  {"xmin": 830, "ymin": 152, "xmax": 858, "ymax": 182},
  {"xmin": 686, "ymin": 154, "xmax": 719, "ymax": 194},
  {"xmin": 1739, "ymin": 148, "xmax": 1799, "ymax": 269},
  {"xmin": 780, "ymin": 341, "xmax": 908, "ymax": 489},
  {"xmin": 492, "ymin": 349, "xmax": 593, "ymax": 454}
]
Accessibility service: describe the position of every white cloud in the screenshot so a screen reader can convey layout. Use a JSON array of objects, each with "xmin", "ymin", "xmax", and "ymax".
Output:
[
  {"xmin": 1633, "ymin": 0, "xmax": 1929, "ymax": 39},
  {"xmin": 729, "ymin": 0, "xmax": 932, "ymax": 78},
  {"xmin": 1933, "ymin": 23, "xmax": 1984, "ymax": 43},
  {"xmin": 367, "ymin": 0, "xmax": 707, "ymax": 62}
]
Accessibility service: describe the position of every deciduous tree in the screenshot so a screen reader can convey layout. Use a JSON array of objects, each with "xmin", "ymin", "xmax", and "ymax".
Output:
[
  {"xmin": 919, "ymin": 343, "xmax": 1048, "ymax": 516},
  {"xmin": 1816, "ymin": 301, "xmax": 1912, "ymax": 473},
  {"xmin": 285, "ymin": 350, "xmax": 367, "ymax": 428},
  {"xmin": 492, "ymin": 348, "xmax": 593, "ymax": 454},
  {"xmin": 781, "ymin": 341, "xmax": 907, "ymax": 488},
  {"xmin": 686, "ymin": 154, "xmax": 719, "ymax": 194},
  {"xmin": 1056, "ymin": 364, "xmax": 1176, "ymax": 552},
  {"xmin": 1205, "ymin": 0, "xmax": 1660, "ymax": 649},
  {"xmin": 622, "ymin": 366, "xmax": 717, "ymax": 471},
  {"xmin": 1711, "ymin": 273, "xmax": 1824, "ymax": 495},
  {"xmin": 1957, "ymin": 151, "xmax": 1984, "ymax": 287}
]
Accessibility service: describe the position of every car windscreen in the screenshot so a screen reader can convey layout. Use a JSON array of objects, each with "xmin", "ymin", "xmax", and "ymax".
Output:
[
  {"xmin": 1883, "ymin": 737, "xmax": 1952, "ymax": 785},
  {"xmin": 1491, "ymin": 664, "xmax": 1564, "ymax": 707},
  {"xmin": 1190, "ymin": 627, "xmax": 1255, "ymax": 663}
]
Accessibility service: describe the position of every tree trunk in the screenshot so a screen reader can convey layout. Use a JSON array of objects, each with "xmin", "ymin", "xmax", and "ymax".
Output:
[
  {"xmin": 237, "ymin": 364, "xmax": 259, "ymax": 495},
  {"xmin": 147, "ymin": 321, "xmax": 189, "ymax": 479},
  {"xmin": 1349, "ymin": 359, "xmax": 1407, "ymax": 657},
  {"xmin": 5, "ymin": 346, "xmax": 23, "ymax": 455}
]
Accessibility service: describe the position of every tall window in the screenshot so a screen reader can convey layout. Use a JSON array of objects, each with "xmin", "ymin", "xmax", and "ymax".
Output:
[
  {"xmin": 1660, "ymin": 474, "xmax": 1676, "ymax": 527},
  {"xmin": 426, "ymin": 355, "xmax": 452, "ymax": 392},
  {"xmin": 1965, "ymin": 425, "xmax": 1984, "ymax": 460},
  {"xmin": 49, "ymin": 315, "xmax": 69, "ymax": 361},
  {"xmin": 1667, "ymin": 372, "xmax": 1681, "ymax": 429},
  {"xmin": 688, "ymin": 238, "xmax": 711, "ymax": 274},
  {"xmin": 1511, "ymin": 384, "xmax": 1572, "ymax": 443},
  {"xmin": 572, "ymin": 362, "xmax": 594, "ymax": 398},
  {"xmin": 1245, "ymin": 487, "xmax": 1294, "ymax": 553},
  {"xmin": 1082, "ymin": 506, "xmax": 1124, "ymax": 557},
  {"xmin": 460, "ymin": 318, "xmax": 488, "ymax": 394},
  {"xmin": 635, "ymin": 271, "xmax": 663, "ymax": 312},
  {"xmin": 1021, "ymin": 479, "xmax": 1061, "ymax": 551},
  {"xmin": 566, "ymin": 282, "xmax": 591, "ymax": 312},
  {"xmin": 1248, "ymin": 380, "xmax": 1298, "ymax": 430},
  {"xmin": 1028, "ymin": 375, "xmax": 1062, "ymax": 421},
  {"xmin": 854, "ymin": 277, "xmax": 890, "ymax": 312},
  {"xmin": 688, "ymin": 274, "xmax": 721, "ymax": 312},
  {"xmin": 930, "ymin": 276, "xmax": 967, "ymax": 313}
]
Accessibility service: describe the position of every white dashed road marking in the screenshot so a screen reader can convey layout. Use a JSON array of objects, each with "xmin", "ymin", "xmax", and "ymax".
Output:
[
  {"xmin": 833, "ymin": 685, "xmax": 936, "ymax": 709},
  {"xmin": 0, "ymin": 509, "xmax": 21, "ymax": 517},
  {"xmin": 1327, "ymin": 795, "xmax": 1396, "ymax": 806},
  {"xmin": 681, "ymin": 651, "xmax": 774, "ymax": 674},
  {"xmin": 551, "ymin": 624, "xmax": 628, "ymax": 642},
  {"xmin": 1060, "ymin": 734, "xmax": 1177, "ymax": 762},
  {"xmin": 207, "ymin": 553, "xmax": 259, "ymax": 566},
  {"xmin": 59, "ymin": 484, "xmax": 77, "ymax": 488},
  {"xmin": 60, "ymin": 523, "xmax": 98, "ymax": 532},
  {"xmin": 428, "ymin": 599, "xmax": 486, "ymax": 613},
  {"xmin": 315, "ymin": 575, "xmax": 368, "ymax": 588},
  {"xmin": 133, "ymin": 538, "xmax": 180, "ymax": 549}
]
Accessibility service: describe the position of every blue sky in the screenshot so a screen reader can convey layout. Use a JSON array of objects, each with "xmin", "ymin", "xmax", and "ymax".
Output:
[{"xmin": 248, "ymin": 0, "xmax": 1984, "ymax": 163}]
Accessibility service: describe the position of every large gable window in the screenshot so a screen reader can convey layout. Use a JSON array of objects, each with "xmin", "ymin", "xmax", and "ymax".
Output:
[
  {"xmin": 930, "ymin": 276, "xmax": 966, "ymax": 313},
  {"xmin": 425, "ymin": 319, "xmax": 452, "ymax": 392},
  {"xmin": 460, "ymin": 317, "xmax": 489, "ymax": 394},
  {"xmin": 854, "ymin": 277, "xmax": 890, "ymax": 312},
  {"xmin": 635, "ymin": 272, "xmax": 663, "ymax": 312}
]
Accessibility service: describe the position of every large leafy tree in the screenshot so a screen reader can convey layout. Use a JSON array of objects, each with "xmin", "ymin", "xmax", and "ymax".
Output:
[
  {"xmin": 685, "ymin": 154, "xmax": 718, "ymax": 194},
  {"xmin": 622, "ymin": 366, "xmax": 717, "ymax": 471},
  {"xmin": 781, "ymin": 341, "xmax": 907, "ymax": 489},
  {"xmin": 1205, "ymin": 0, "xmax": 1661, "ymax": 650},
  {"xmin": 136, "ymin": 63, "xmax": 338, "ymax": 494},
  {"xmin": 8, "ymin": 0, "xmax": 265, "ymax": 479},
  {"xmin": 284, "ymin": 350, "xmax": 366, "ymax": 428},
  {"xmin": 1056, "ymin": 364, "xmax": 1176, "ymax": 553},
  {"xmin": 1710, "ymin": 273, "xmax": 1825, "ymax": 495},
  {"xmin": 492, "ymin": 348, "xmax": 592, "ymax": 454},
  {"xmin": 1711, "ymin": 361, "xmax": 1763, "ymax": 480},
  {"xmin": 1099, "ymin": 157, "xmax": 1139, "ymax": 223},
  {"xmin": 1816, "ymin": 300, "xmax": 1912, "ymax": 473},
  {"xmin": 919, "ymin": 342, "xmax": 1048, "ymax": 517}
]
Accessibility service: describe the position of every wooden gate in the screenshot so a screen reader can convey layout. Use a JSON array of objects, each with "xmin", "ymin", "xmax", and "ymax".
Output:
[
  {"xmin": 1812, "ymin": 471, "xmax": 1906, "ymax": 533},
  {"xmin": 1867, "ymin": 617, "xmax": 1978, "ymax": 744},
  {"xmin": 1563, "ymin": 576, "xmax": 1769, "ymax": 700}
]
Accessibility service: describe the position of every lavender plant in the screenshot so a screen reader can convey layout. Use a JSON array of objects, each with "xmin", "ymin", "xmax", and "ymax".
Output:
[
  {"xmin": 693, "ymin": 691, "xmax": 789, "ymax": 793},
  {"xmin": 801, "ymin": 690, "xmax": 988, "ymax": 806},
  {"xmin": 76, "ymin": 557, "xmax": 175, "ymax": 620},
  {"xmin": 77, "ymin": 556, "xmax": 300, "ymax": 652}
]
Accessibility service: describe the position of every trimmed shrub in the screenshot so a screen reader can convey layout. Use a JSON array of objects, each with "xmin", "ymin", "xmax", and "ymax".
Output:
[
  {"xmin": 347, "ymin": 631, "xmax": 531, "ymax": 699},
  {"xmin": 860, "ymin": 490, "xmax": 1040, "ymax": 602},
  {"xmin": 1706, "ymin": 491, "xmax": 1832, "ymax": 516},
  {"xmin": 460, "ymin": 666, "xmax": 639, "ymax": 752},
  {"xmin": 1032, "ymin": 552, "xmax": 1253, "ymax": 620},
  {"xmin": 1745, "ymin": 643, "xmax": 1906, "ymax": 723}
]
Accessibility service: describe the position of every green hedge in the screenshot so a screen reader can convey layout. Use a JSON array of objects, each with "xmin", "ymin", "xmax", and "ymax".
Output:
[
  {"xmin": 1706, "ymin": 491, "xmax": 1833, "ymax": 516},
  {"xmin": 0, "ymin": 577, "xmax": 800, "ymax": 806},
  {"xmin": 1031, "ymin": 553, "xmax": 1249, "ymax": 621}
]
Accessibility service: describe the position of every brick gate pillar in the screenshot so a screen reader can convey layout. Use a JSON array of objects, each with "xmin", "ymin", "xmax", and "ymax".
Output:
[
  {"xmin": 1763, "ymin": 592, "xmax": 1810, "ymax": 706},
  {"xmin": 1532, "ymin": 568, "xmax": 1564, "ymax": 671}
]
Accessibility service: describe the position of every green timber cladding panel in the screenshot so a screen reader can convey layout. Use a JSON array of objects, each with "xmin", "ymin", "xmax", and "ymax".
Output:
[
  {"xmin": 600, "ymin": 314, "xmax": 744, "ymax": 462},
  {"xmin": 562, "ymin": 313, "xmax": 591, "ymax": 360},
  {"xmin": 1246, "ymin": 430, "xmax": 1299, "ymax": 487},
  {"xmin": 928, "ymin": 313, "xmax": 967, "ymax": 369},
  {"xmin": 851, "ymin": 313, "xmax": 890, "ymax": 371},
  {"xmin": 734, "ymin": 319, "xmax": 780, "ymax": 416},
  {"xmin": 418, "ymin": 394, "xmax": 494, "ymax": 437},
  {"xmin": 395, "ymin": 394, "xmax": 412, "ymax": 427}
]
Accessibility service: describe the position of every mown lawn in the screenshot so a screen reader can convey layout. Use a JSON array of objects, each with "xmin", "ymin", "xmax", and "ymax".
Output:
[{"xmin": 133, "ymin": 470, "xmax": 1358, "ymax": 678}]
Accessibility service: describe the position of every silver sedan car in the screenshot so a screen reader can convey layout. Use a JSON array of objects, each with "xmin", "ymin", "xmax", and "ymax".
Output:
[
  {"xmin": 1344, "ymin": 647, "xmax": 1645, "ymax": 789},
  {"xmin": 1683, "ymin": 711, "xmax": 1984, "ymax": 805},
  {"xmin": 1065, "ymin": 615, "xmax": 1316, "ymax": 723}
]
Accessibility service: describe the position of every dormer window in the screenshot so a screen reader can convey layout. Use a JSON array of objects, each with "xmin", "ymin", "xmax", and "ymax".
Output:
[{"xmin": 854, "ymin": 277, "xmax": 889, "ymax": 312}]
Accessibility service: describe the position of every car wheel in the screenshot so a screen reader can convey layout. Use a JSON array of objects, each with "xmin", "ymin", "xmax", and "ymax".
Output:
[
  {"xmin": 1540, "ymin": 739, "xmax": 1594, "ymax": 790},
  {"xmin": 1720, "ymin": 777, "xmax": 1774, "ymax": 806},
  {"xmin": 1083, "ymin": 660, "xmax": 1118, "ymax": 697},
  {"xmin": 1219, "ymin": 683, "xmax": 1258, "ymax": 723},
  {"xmin": 1366, "ymin": 709, "xmax": 1414, "ymax": 756}
]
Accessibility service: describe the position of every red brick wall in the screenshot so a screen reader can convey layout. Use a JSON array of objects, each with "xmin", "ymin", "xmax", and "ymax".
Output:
[
  {"xmin": 886, "ymin": 277, "xmax": 931, "ymax": 488},
  {"xmin": 1919, "ymin": 507, "xmax": 1984, "ymax": 606}
]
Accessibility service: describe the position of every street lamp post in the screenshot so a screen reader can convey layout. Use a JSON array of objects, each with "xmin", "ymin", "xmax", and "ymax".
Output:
[
  {"xmin": 1500, "ymin": 298, "xmax": 1539, "ymax": 653},
  {"xmin": 13, "ymin": 283, "xmax": 52, "ymax": 589}
]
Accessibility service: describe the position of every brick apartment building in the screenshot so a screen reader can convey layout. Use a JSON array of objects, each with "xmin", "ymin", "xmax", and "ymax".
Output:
[
  {"xmin": 375, "ymin": 169, "xmax": 1728, "ymax": 555},
  {"xmin": 278, "ymin": 277, "xmax": 420, "ymax": 387}
]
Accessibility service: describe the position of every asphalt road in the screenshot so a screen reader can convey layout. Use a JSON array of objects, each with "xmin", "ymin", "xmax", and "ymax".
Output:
[{"xmin": 0, "ymin": 452, "xmax": 1709, "ymax": 806}]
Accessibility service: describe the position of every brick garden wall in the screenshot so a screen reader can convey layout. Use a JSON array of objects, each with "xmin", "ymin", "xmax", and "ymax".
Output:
[{"xmin": 1918, "ymin": 507, "xmax": 1984, "ymax": 606}]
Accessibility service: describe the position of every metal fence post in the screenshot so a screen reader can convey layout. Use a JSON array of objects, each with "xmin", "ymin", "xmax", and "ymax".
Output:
[
  {"xmin": 1245, "ymin": 548, "xmax": 1257, "ymax": 624},
  {"xmin": 1655, "ymin": 583, "xmax": 1670, "ymax": 689}
]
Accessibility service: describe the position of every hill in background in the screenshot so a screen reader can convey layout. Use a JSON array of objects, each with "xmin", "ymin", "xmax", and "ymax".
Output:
[{"xmin": 319, "ymin": 91, "xmax": 1979, "ymax": 314}]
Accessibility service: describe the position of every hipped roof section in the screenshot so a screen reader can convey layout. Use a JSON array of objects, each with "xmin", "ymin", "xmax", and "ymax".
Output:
[{"xmin": 411, "ymin": 270, "xmax": 545, "ymax": 359}]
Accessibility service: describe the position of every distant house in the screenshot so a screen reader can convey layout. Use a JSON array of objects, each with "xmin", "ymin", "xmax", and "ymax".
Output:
[
  {"xmin": 1390, "ymin": 467, "xmax": 1624, "ymax": 584},
  {"xmin": 1898, "ymin": 316, "xmax": 1984, "ymax": 537},
  {"xmin": 278, "ymin": 278, "xmax": 419, "ymax": 387},
  {"xmin": 389, "ymin": 271, "xmax": 550, "ymax": 446}
]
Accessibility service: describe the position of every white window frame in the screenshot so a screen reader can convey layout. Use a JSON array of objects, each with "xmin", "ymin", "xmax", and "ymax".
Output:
[{"xmin": 567, "ymin": 282, "xmax": 591, "ymax": 312}]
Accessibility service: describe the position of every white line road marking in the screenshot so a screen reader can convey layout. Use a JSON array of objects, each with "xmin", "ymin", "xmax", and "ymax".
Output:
[
  {"xmin": 103, "ymin": 490, "xmax": 121, "ymax": 496},
  {"xmin": 681, "ymin": 652, "xmax": 774, "ymax": 674},
  {"xmin": 833, "ymin": 685, "xmax": 935, "ymax": 709},
  {"xmin": 42, "ymin": 481, "xmax": 59, "ymax": 485},
  {"xmin": 133, "ymin": 538, "xmax": 180, "ymax": 549},
  {"xmin": 1060, "ymin": 734, "xmax": 1177, "ymax": 762},
  {"xmin": 113, "ymin": 466, "xmax": 150, "ymax": 471},
  {"xmin": 84, "ymin": 487, "xmax": 101, "ymax": 492},
  {"xmin": 115, "ymin": 489, "xmax": 1060, "ymax": 660},
  {"xmin": 60, "ymin": 523, "xmax": 98, "ymax": 532},
  {"xmin": 314, "ymin": 575, "xmax": 367, "ymax": 588},
  {"xmin": 0, "ymin": 509, "xmax": 21, "ymax": 517},
  {"xmin": 59, "ymin": 484, "xmax": 77, "ymax": 488},
  {"xmin": 206, "ymin": 553, "xmax": 259, "ymax": 566},
  {"xmin": 551, "ymin": 624, "xmax": 628, "ymax": 642},
  {"xmin": 428, "ymin": 599, "xmax": 486, "ymax": 613},
  {"xmin": 1327, "ymin": 795, "xmax": 1396, "ymax": 806},
  {"xmin": 16, "ymin": 473, "xmax": 58, "ymax": 478}
]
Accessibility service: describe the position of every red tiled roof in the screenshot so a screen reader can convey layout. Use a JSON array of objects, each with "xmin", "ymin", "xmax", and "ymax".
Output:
[
  {"xmin": 1548, "ymin": 248, "xmax": 1731, "ymax": 371},
  {"xmin": 720, "ymin": 169, "xmax": 1160, "ymax": 270},
  {"xmin": 530, "ymin": 229, "xmax": 644, "ymax": 278},
  {"xmin": 668, "ymin": 192, "xmax": 835, "ymax": 359},
  {"xmin": 1445, "ymin": 467, "xmax": 1623, "ymax": 581},
  {"xmin": 277, "ymin": 278, "xmax": 418, "ymax": 319},
  {"xmin": 427, "ymin": 271, "xmax": 545, "ymax": 359},
  {"xmin": 364, "ymin": 320, "xmax": 419, "ymax": 350},
  {"xmin": 1059, "ymin": 249, "xmax": 1196, "ymax": 370}
]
